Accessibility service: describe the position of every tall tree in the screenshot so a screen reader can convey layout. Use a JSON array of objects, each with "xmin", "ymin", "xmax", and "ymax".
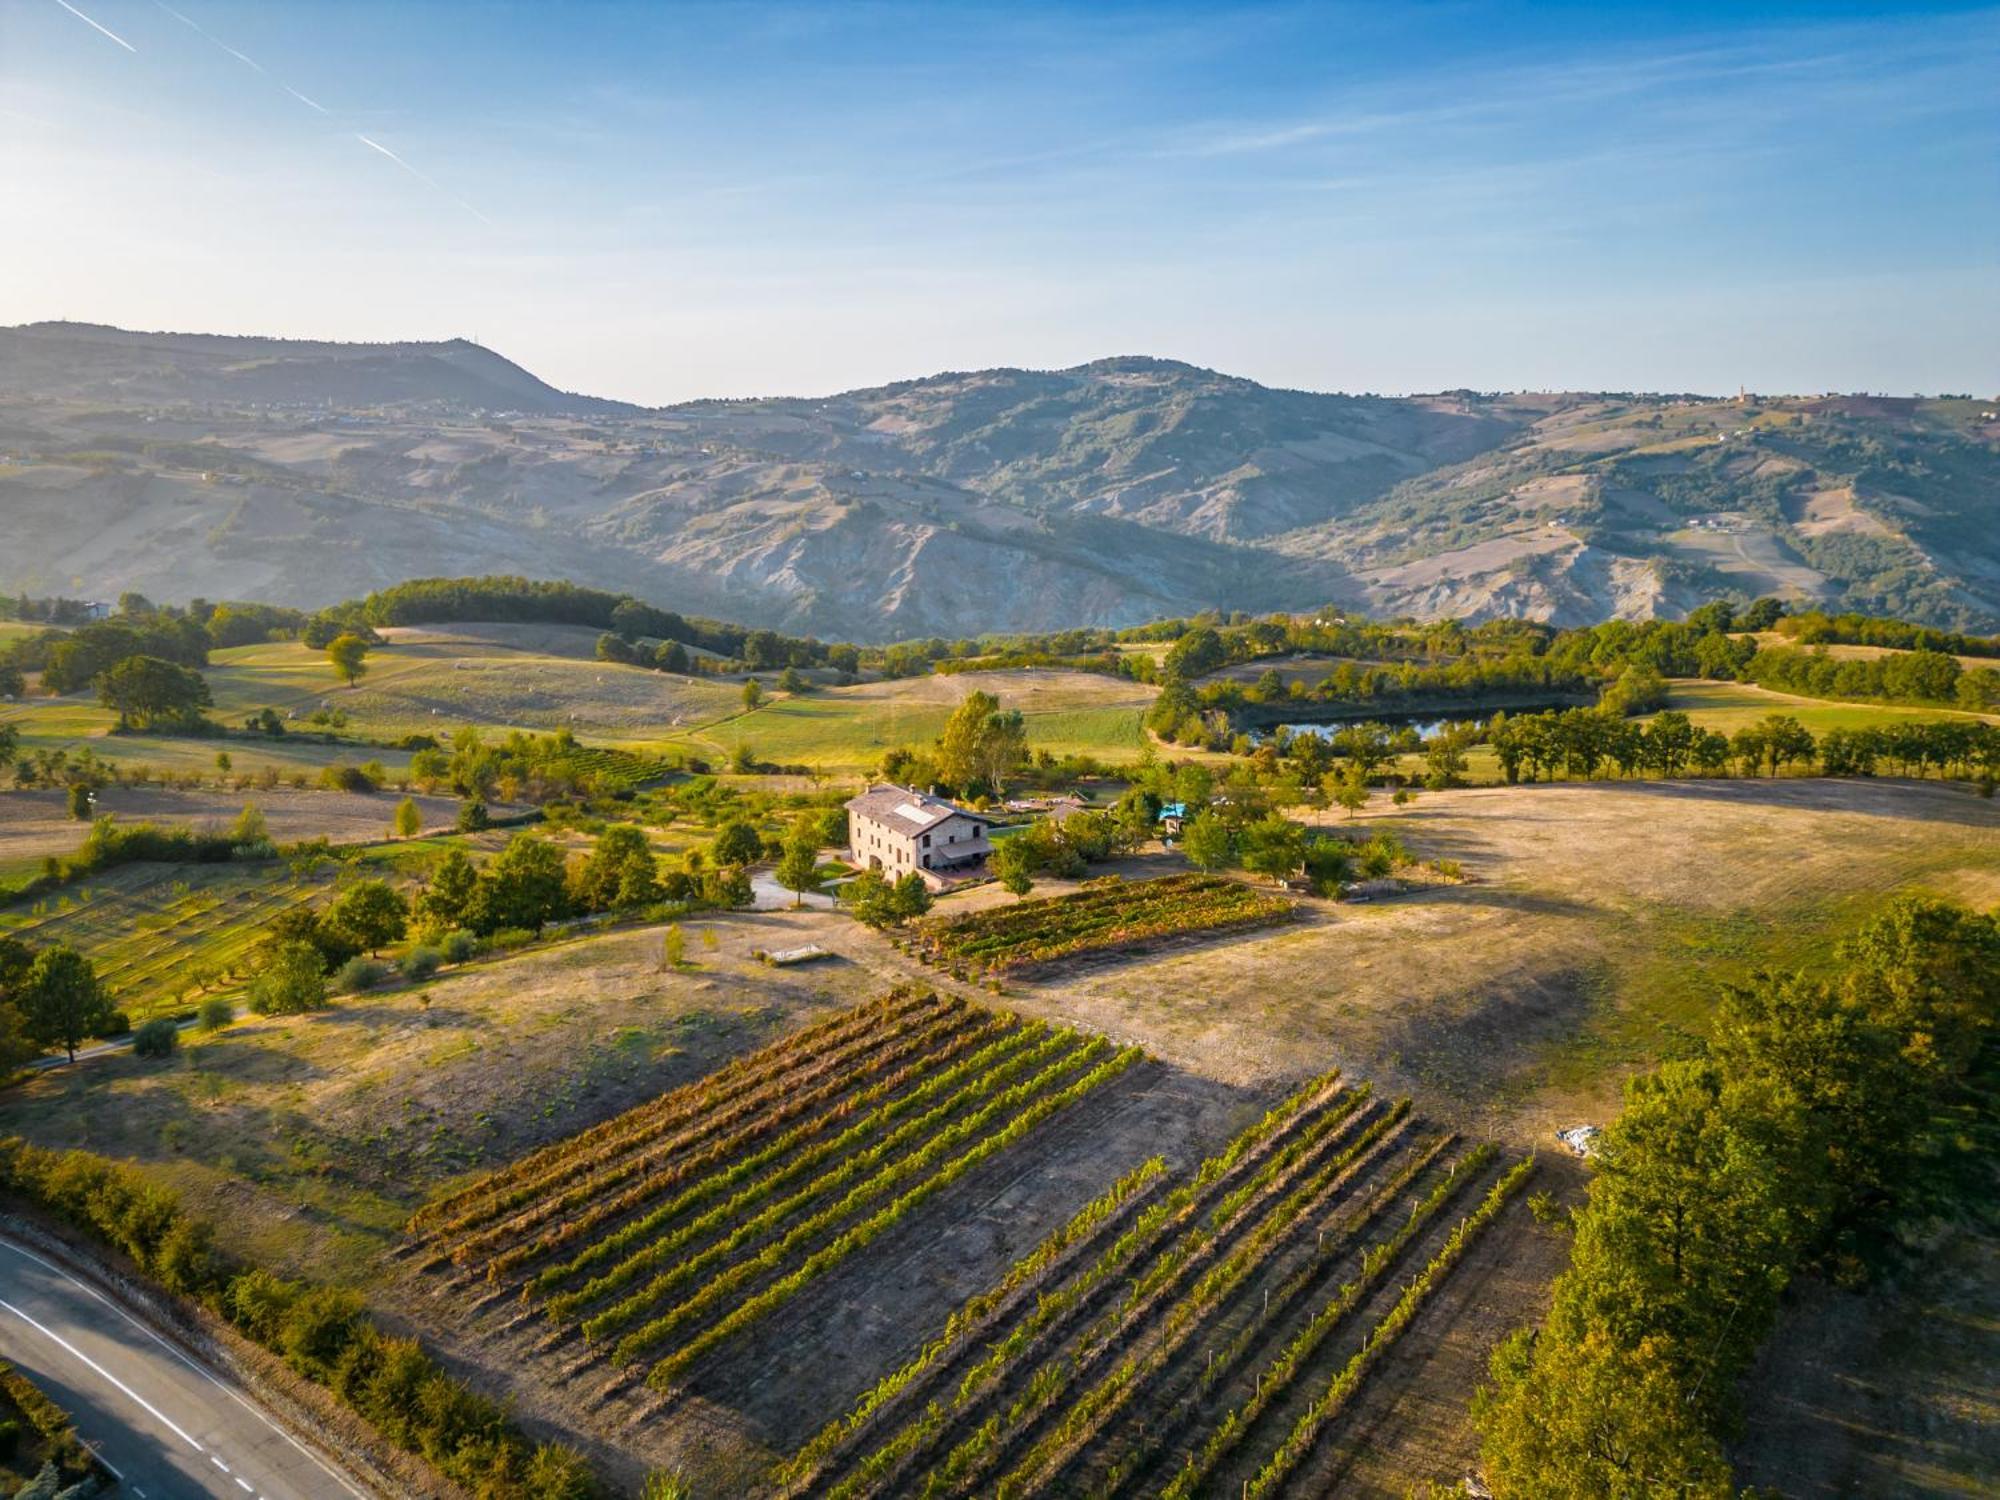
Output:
[
  {"xmin": 326, "ymin": 633, "xmax": 370, "ymax": 687},
  {"xmin": 20, "ymin": 945, "xmax": 117, "ymax": 1063}
]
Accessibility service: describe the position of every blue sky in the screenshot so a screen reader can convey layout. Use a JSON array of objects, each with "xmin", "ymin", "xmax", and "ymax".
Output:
[{"xmin": 2, "ymin": 1, "xmax": 1995, "ymax": 404}]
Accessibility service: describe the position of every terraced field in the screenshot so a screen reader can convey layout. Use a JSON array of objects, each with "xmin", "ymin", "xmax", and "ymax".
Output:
[
  {"xmin": 407, "ymin": 990, "xmax": 1143, "ymax": 1426},
  {"xmin": 783, "ymin": 1068, "xmax": 1535, "ymax": 1500},
  {"xmin": 0, "ymin": 861, "xmax": 327, "ymax": 1016}
]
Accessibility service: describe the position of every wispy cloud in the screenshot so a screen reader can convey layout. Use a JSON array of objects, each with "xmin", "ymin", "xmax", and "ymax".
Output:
[{"xmin": 52, "ymin": 0, "xmax": 135, "ymax": 53}]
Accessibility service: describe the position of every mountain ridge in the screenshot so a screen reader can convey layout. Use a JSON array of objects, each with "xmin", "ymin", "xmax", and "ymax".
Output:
[{"xmin": 1, "ymin": 323, "xmax": 1994, "ymax": 639}]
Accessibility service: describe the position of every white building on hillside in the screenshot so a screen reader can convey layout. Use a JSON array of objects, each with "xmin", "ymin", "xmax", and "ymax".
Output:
[{"xmin": 846, "ymin": 785, "xmax": 995, "ymax": 888}]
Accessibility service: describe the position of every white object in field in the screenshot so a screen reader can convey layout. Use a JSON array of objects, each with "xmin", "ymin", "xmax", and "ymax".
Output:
[
  {"xmin": 1556, "ymin": 1124, "xmax": 1602, "ymax": 1159},
  {"xmin": 765, "ymin": 944, "xmax": 833, "ymax": 967}
]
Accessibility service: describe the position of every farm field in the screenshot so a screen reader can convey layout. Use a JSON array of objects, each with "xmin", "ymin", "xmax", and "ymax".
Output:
[
  {"xmin": 0, "ymin": 859, "xmax": 330, "ymax": 1017},
  {"xmin": 0, "ymin": 695, "xmax": 421, "ymax": 778},
  {"xmin": 786, "ymin": 1069, "xmax": 1539, "ymax": 1500},
  {"xmin": 1658, "ymin": 677, "xmax": 1998, "ymax": 735},
  {"xmin": 665, "ymin": 669, "xmax": 1155, "ymax": 772},
  {"xmin": 0, "ymin": 785, "xmax": 472, "ymax": 865},
  {"xmin": 203, "ymin": 625, "xmax": 742, "ymax": 743},
  {"xmin": 905, "ymin": 873, "xmax": 1294, "ymax": 977}
]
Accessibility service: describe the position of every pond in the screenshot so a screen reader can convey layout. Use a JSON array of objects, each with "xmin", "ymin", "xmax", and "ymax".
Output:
[{"xmin": 1270, "ymin": 701, "xmax": 1583, "ymax": 743}]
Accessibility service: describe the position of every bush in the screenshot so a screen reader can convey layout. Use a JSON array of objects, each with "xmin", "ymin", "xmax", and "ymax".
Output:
[
  {"xmin": 197, "ymin": 997, "xmax": 234, "ymax": 1032},
  {"xmin": 94, "ymin": 1010, "xmax": 130, "ymax": 1039},
  {"xmin": 335, "ymin": 957, "xmax": 388, "ymax": 993},
  {"xmin": 437, "ymin": 929, "xmax": 480, "ymax": 964},
  {"xmin": 318, "ymin": 764, "xmax": 375, "ymax": 793},
  {"xmin": 131, "ymin": 1018, "xmax": 179, "ymax": 1059},
  {"xmin": 249, "ymin": 940, "xmax": 327, "ymax": 1015},
  {"xmin": 486, "ymin": 927, "xmax": 536, "ymax": 952},
  {"xmin": 402, "ymin": 947, "xmax": 441, "ymax": 982},
  {"xmin": 456, "ymin": 799, "xmax": 491, "ymax": 832}
]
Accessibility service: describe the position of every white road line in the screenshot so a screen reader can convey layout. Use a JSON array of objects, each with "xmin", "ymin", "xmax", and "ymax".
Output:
[
  {"xmin": 212, "ymin": 1455, "xmax": 231, "ymax": 1471},
  {"xmin": 0, "ymin": 1296, "xmax": 205, "ymax": 1450},
  {"xmin": 0, "ymin": 1238, "xmax": 370, "ymax": 1498},
  {"xmin": 235, "ymin": 1477, "xmax": 255, "ymax": 1493}
]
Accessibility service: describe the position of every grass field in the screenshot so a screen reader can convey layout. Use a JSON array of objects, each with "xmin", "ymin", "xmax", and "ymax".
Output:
[
  {"xmin": 1658, "ymin": 677, "xmax": 1997, "ymax": 734},
  {"xmin": 665, "ymin": 669, "xmax": 1154, "ymax": 771}
]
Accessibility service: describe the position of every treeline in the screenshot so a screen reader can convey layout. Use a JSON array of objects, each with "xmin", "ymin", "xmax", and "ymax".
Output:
[
  {"xmin": 1471, "ymin": 898, "xmax": 2000, "ymax": 1496},
  {"xmin": 1777, "ymin": 608, "xmax": 2000, "ymax": 659},
  {"xmin": 0, "ymin": 1139, "xmax": 603, "ymax": 1497},
  {"xmin": 1744, "ymin": 644, "xmax": 2000, "ymax": 711},
  {"xmin": 320, "ymin": 576, "xmax": 840, "ymax": 667}
]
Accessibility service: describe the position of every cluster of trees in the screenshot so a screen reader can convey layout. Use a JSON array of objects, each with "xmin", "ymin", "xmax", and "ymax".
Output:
[
  {"xmin": 0, "ymin": 938, "xmax": 120, "ymax": 1064},
  {"xmin": 878, "ymin": 690, "xmax": 1030, "ymax": 801},
  {"xmin": 406, "ymin": 726, "xmax": 680, "ymax": 804},
  {"xmin": 0, "ymin": 1139, "xmax": 602, "ymax": 1497},
  {"xmin": 1486, "ymin": 707, "xmax": 2000, "ymax": 786},
  {"xmin": 330, "ymin": 576, "xmax": 839, "ymax": 668},
  {"xmin": 1473, "ymin": 898, "xmax": 2000, "ymax": 1496},
  {"xmin": 1743, "ymin": 644, "xmax": 2000, "ymax": 710},
  {"xmin": 1776, "ymin": 609, "xmax": 2000, "ymax": 659}
]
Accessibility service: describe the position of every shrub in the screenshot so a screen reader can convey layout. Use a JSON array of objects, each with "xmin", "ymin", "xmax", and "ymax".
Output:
[
  {"xmin": 249, "ymin": 940, "xmax": 327, "ymax": 1015},
  {"xmin": 486, "ymin": 927, "xmax": 536, "ymax": 952},
  {"xmin": 335, "ymin": 957, "xmax": 388, "ymax": 993},
  {"xmin": 197, "ymin": 997, "xmax": 234, "ymax": 1032},
  {"xmin": 318, "ymin": 763, "xmax": 375, "ymax": 793},
  {"xmin": 437, "ymin": 929, "xmax": 480, "ymax": 964},
  {"xmin": 132, "ymin": 1018, "xmax": 179, "ymax": 1059},
  {"xmin": 456, "ymin": 799, "xmax": 491, "ymax": 832},
  {"xmin": 402, "ymin": 947, "xmax": 441, "ymax": 982},
  {"xmin": 94, "ymin": 1009, "xmax": 130, "ymax": 1039}
]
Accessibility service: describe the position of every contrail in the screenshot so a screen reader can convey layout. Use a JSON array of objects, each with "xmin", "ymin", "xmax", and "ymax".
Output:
[
  {"xmin": 356, "ymin": 133, "xmax": 495, "ymax": 226},
  {"xmin": 152, "ymin": 1, "xmax": 328, "ymax": 111},
  {"xmin": 53, "ymin": 0, "xmax": 137, "ymax": 52}
]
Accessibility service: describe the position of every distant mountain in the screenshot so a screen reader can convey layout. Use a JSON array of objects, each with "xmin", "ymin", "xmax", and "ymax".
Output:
[{"xmin": 1, "ymin": 324, "xmax": 1995, "ymax": 638}]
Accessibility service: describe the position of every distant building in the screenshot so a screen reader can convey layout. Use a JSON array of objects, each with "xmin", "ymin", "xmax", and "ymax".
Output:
[{"xmin": 846, "ymin": 785, "xmax": 995, "ymax": 888}]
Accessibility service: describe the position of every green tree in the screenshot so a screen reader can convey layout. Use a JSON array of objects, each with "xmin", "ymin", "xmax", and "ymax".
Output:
[
  {"xmin": 1238, "ymin": 813, "xmax": 1306, "ymax": 884},
  {"xmin": 711, "ymin": 819, "xmax": 764, "ymax": 868},
  {"xmin": 392, "ymin": 797, "xmax": 422, "ymax": 839},
  {"xmin": 19, "ymin": 945, "xmax": 117, "ymax": 1063},
  {"xmin": 990, "ymin": 835, "xmax": 1037, "ymax": 897},
  {"xmin": 417, "ymin": 848, "xmax": 481, "ymax": 932},
  {"xmin": 1162, "ymin": 625, "xmax": 1226, "ymax": 680},
  {"xmin": 935, "ymin": 689, "xmax": 1027, "ymax": 794},
  {"xmin": 95, "ymin": 655, "xmax": 211, "ymax": 729},
  {"xmin": 655, "ymin": 640, "xmax": 690, "ymax": 674},
  {"xmin": 662, "ymin": 923, "xmax": 685, "ymax": 969},
  {"xmin": 778, "ymin": 665, "xmax": 808, "ymax": 694},
  {"xmin": 67, "ymin": 783, "xmax": 94, "ymax": 821},
  {"xmin": 741, "ymin": 677, "xmax": 764, "ymax": 711},
  {"xmin": 249, "ymin": 940, "xmax": 328, "ymax": 1016},
  {"xmin": 471, "ymin": 832, "xmax": 570, "ymax": 932},
  {"xmin": 570, "ymin": 823, "xmax": 659, "ymax": 912},
  {"xmin": 215, "ymin": 750, "xmax": 232, "ymax": 776},
  {"xmin": 1423, "ymin": 730, "xmax": 1470, "ymax": 790},
  {"xmin": 1331, "ymin": 762, "xmax": 1370, "ymax": 818},
  {"xmin": 839, "ymin": 868, "xmax": 898, "ymax": 927},
  {"xmin": 773, "ymin": 820, "xmax": 824, "ymax": 909},
  {"xmin": 324, "ymin": 880, "xmax": 410, "ymax": 955},
  {"xmin": 889, "ymin": 871, "xmax": 933, "ymax": 921},
  {"xmin": 326, "ymin": 633, "xmax": 370, "ymax": 687},
  {"xmin": 1180, "ymin": 808, "xmax": 1233, "ymax": 871}
]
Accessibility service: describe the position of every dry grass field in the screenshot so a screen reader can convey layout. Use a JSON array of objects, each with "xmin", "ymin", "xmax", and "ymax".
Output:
[{"xmin": 0, "ymin": 774, "xmax": 1990, "ymax": 1494}]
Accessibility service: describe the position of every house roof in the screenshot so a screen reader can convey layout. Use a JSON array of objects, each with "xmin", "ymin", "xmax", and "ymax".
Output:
[{"xmin": 846, "ymin": 784, "xmax": 994, "ymax": 835}]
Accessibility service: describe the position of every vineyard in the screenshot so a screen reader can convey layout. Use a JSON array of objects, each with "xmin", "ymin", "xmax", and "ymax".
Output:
[
  {"xmin": 542, "ymin": 745, "xmax": 681, "ymax": 792},
  {"xmin": 780, "ymin": 1068, "xmax": 1536, "ymax": 1500},
  {"xmin": 0, "ymin": 861, "xmax": 325, "ymax": 1016},
  {"xmin": 903, "ymin": 873, "xmax": 1295, "ymax": 977},
  {"xmin": 406, "ymin": 989, "xmax": 1145, "ymax": 1419}
]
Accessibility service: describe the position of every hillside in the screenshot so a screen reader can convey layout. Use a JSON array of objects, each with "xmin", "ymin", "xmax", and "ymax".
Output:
[{"xmin": 2, "ymin": 326, "xmax": 1996, "ymax": 637}]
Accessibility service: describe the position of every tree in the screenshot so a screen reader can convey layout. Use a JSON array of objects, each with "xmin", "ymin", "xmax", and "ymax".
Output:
[
  {"xmin": 1423, "ymin": 730, "xmax": 1470, "ymax": 790},
  {"xmin": 1238, "ymin": 813, "xmax": 1306, "ymax": 884},
  {"xmin": 215, "ymin": 751, "xmax": 232, "ymax": 776},
  {"xmin": 325, "ymin": 880, "xmax": 410, "ymax": 955},
  {"xmin": 741, "ymin": 677, "xmax": 764, "ymax": 711},
  {"xmin": 570, "ymin": 823, "xmax": 659, "ymax": 911},
  {"xmin": 711, "ymin": 819, "xmax": 764, "ymax": 868},
  {"xmin": 662, "ymin": 924, "xmax": 685, "ymax": 969},
  {"xmin": 1162, "ymin": 626, "xmax": 1226, "ymax": 680},
  {"xmin": 655, "ymin": 640, "xmax": 690, "ymax": 674},
  {"xmin": 935, "ymin": 690, "xmax": 1028, "ymax": 795},
  {"xmin": 95, "ymin": 655, "xmax": 211, "ymax": 729},
  {"xmin": 456, "ymin": 798, "xmax": 491, "ymax": 832},
  {"xmin": 417, "ymin": 848, "xmax": 481, "ymax": 932},
  {"xmin": 470, "ymin": 832, "xmax": 570, "ymax": 932},
  {"xmin": 250, "ymin": 940, "xmax": 328, "ymax": 1016},
  {"xmin": 20, "ymin": 945, "xmax": 118, "ymax": 1063},
  {"xmin": 990, "ymin": 835, "xmax": 1037, "ymax": 897},
  {"xmin": 326, "ymin": 633, "xmax": 370, "ymax": 687},
  {"xmin": 1180, "ymin": 809, "xmax": 1233, "ymax": 871},
  {"xmin": 774, "ymin": 821, "xmax": 823, "ymax": 908},
  {"xmin": 778, "ymin": 665, "xmax": 808, "ymax": 695},
  {"xmin": 1331, "ymin": 762, "xmax": 1370, "ymax": 818},
  {"xmin": 392, "ymin": 797, "xmax": 423, "ymax": 839},
  {"xmin": 839, "ymin": 868, "xmax": 898, "ymax": 927},
  {"xmin": 1754, "ymin": 713, "xmax": 1815, "ymax": 776},
  {"xmin": 889, "ymin": 871, "xmax": 932, "ymax": 921},
  {"xmin": 67, "ymin": 783, "xmax": 94, "ymax": 821}
]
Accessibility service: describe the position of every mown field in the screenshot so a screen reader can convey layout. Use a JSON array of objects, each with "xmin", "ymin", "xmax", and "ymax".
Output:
[
  {"xmin": 663, "ymin": 669, "xmax": 1154, "ymax": 772},
  {"xmin": 1657, "ymin": 677, "xmax": 1998, "ymax": 734}
]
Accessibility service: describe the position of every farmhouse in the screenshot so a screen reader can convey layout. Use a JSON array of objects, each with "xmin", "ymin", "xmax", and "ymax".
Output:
[{"xmin": 846, "ymin": 784, "xmax": 995, "ymax": 887}]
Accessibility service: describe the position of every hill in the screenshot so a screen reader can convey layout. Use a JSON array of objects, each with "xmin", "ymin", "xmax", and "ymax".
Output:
[{"xmin": 2, "ymin": 325, "xmax": 1996, "ymax": 637}]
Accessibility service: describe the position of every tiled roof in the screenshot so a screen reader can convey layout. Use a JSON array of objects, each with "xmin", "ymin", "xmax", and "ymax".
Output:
[{"xmin": 845, "ymin": 784, "xmax": 993, "ymax": 834}]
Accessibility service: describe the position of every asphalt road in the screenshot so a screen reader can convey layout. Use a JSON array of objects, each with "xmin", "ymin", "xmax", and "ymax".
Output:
[{"xmin": 0, "ymin": 1236, "xmax": 376, "ymax": 1499}]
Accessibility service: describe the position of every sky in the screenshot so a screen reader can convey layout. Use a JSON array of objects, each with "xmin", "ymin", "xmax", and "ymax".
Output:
[{"xmin": 2, "ymin": 1, "xmax": 1996, "ymax": 405}]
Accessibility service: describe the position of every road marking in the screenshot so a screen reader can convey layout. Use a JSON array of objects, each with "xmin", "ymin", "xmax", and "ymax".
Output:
[
  {"xmin": 0, "ymin": 1238, "xmax": 370, "ymax": 1498},
  {"xmin": 0, "ymin": 1295, "xmax": 205, "ymax": 1450},
  {"xmin": 235, "ymin": 1478, "xmax": 255, "ymax": 1493},
  {"xmin": 212, "ymin": 1455, "xmax": 231, "ymax": 1472}
]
